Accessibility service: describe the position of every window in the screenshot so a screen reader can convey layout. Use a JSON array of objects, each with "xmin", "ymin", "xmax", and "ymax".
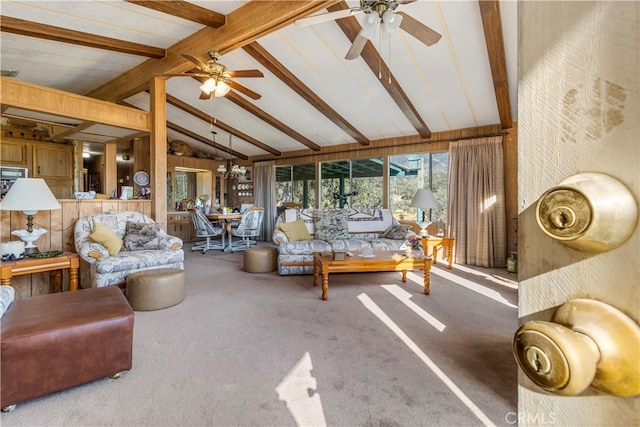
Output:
[
  {"xmin": 320, "ymin": 158, "xmax": 383, "ymax": 208},
  {"xmin": 276, "ymin": 163, "xmax": 316, "ymax": 209},
  {"xmin": 388, "ymin": 153, "xmax": 448, "ymax": 223}
]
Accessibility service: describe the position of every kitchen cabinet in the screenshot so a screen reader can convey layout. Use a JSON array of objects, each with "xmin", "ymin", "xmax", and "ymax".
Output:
[
  {"xmin": 167, "ymin": 212, "xmax": 195, "ymax": 243},
  {"xmin": 0, "ymin": 138, "xmax": 75, "ymax": 198}
]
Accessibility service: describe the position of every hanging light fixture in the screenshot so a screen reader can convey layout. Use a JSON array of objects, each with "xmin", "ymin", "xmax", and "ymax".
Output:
[
  {"xmin": 359, "ymin": 5, "xmax": 403, "ymax": 83},
  {"xmin": 199, "ymin": 77, "xmax": 230, "ymax": 97},
  {"xmin": 217, "ymin": 134, "xmax": 246, "ymax": 180},
  {"xmin": 360, "ymin": 6, "xmax": 403, "ymax": 41}
]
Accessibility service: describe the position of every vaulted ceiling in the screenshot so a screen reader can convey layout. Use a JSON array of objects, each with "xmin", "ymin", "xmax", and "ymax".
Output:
[{"xmin": 0, "ymin": 0, "xmax": 517, "ymax": 161}]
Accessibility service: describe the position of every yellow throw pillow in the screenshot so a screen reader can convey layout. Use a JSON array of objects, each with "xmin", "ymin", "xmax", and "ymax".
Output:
[
  {"xmin": 279, "ymin": 219, "xmax": 312, "ymax": 242},
  {"xmin": 89, "ymin": 223, "xmax": 123, "ymax": 256}
]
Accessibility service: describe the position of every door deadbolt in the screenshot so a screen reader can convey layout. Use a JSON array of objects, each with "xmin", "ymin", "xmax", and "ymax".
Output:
[
  {"xmin": 513, "ymin": 299, "xmax": 640, "ymax": 397},
  {"xmin": 536, "ymin": 173, "xmax": 638, "ymax": 251}
]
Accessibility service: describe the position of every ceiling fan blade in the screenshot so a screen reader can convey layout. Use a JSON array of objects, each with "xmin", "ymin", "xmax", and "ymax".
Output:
[
  {"xmin": 295, "ymin": 8, "xmax": 362, "ymax": 27},
  {"xmin": 228, "ymin": 81, "xmax": 261, "ymax": 100},
  {"xmin": 180, "ymin": 53, "xmax": 209, "ymax": 71},
  {"xmin": 199, "ymin": 91, "xmax": 212, "ymax": 100},
  {"xmin": 345, "ymin": 33, "xmax": 368, "ymax": 60},
  {"xmin": 228, "ymin": 69, "xmax": 264, "ymax": 78},
  {"xmin": 397, "ymin": 12, "xmax": 442, "ymax": 46}
]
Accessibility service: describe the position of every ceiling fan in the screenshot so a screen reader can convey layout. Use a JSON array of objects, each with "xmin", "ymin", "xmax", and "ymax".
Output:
[
  {"xmin": 295, "ymin": 0, "xmax": 442, "ymax": 60},
  {"xmin": 164, "ymin": 51, "xmax": 264, "ymax": 100}
]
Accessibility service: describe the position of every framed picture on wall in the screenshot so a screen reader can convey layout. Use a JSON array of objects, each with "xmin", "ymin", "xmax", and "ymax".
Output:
[{"xmin": 239, "ymin": 166, "xmax": 252, "ymax": 182}]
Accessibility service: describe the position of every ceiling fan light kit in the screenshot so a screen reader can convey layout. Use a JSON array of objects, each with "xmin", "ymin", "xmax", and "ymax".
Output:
[
  {"xmin": 199, "ymin": 78, "xmax": 230, "ymax": 97},
  {"xmin": 170, "ymin": 50, "xmax": 263, "ymax": 100},
  {"xmin": 295, "ymin": 0, "xmax": 441, "ymax": 60}
]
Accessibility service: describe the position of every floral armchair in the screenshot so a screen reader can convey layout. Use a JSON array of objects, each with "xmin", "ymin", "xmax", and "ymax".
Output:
[{"xmin": 74, "ymin": 211, "xmax": 184, "ymax": 288}]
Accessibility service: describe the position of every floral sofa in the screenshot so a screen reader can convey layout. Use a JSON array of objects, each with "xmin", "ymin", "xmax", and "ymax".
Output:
[
  {"xmin": 74, "ymin": 211, "xmax": 184, "ymax": 288},
  {"xmin": 273, "ymin": 208, "xmax": 415, "ymax": 275}
]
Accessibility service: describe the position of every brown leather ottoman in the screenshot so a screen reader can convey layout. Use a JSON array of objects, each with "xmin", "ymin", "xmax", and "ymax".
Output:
[
  {"xmin": 126, "ymin": 268, "xmax": 185, "ymax": 311},
  {"xmin": 243, "ymin": 246, "xmax": 278, "ymax": 273},
  {"xmin": 0, "ymin": 286, "xmax": 134, "ymax": 412}
]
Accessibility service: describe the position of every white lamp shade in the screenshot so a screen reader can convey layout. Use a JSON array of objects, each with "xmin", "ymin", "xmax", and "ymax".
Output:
[
  {"xmin": 409, "ymin": 188, "xmax": 438, "ymax": 210},
  {"xmin": 0, "ymin": 178, "xmax": 61, "ymax": 213}
]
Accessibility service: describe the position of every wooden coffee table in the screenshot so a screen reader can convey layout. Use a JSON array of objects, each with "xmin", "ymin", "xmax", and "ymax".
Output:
[{"xmin": 313, "ymin": 251, "xmax": 432, "ymax": 300}]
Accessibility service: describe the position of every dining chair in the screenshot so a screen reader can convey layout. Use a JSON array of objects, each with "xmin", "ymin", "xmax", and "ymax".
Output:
[
  {"xmin": 229, "ymin": 207, "xmax": 264, "ymax": 252},
  {"xmin": 189, "ymin": 208, "xmax": 225, "ymax": 253}
]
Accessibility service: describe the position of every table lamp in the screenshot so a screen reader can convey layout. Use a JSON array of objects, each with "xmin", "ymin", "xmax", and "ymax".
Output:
[
  {"xmin": 409, "ymin": 188, "xmax": 438, "ymax": 237},
  {"xmin": 0, "ymin": 178, "xmax": 61, "ymax": 254}
]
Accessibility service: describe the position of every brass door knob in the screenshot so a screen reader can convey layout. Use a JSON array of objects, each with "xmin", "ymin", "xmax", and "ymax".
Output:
[
  {"xmin": 513, "ymin": 299, "xmax": 640, "ymax": 397},
  {"xmin": 536, "ymin": 173, "xmax": 637, "ymax": 251}
]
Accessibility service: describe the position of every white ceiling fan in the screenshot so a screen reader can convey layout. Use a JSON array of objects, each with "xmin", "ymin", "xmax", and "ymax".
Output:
[{"xmin": 295, "ymin": 0, "xmax": 442, "ymax": 60}]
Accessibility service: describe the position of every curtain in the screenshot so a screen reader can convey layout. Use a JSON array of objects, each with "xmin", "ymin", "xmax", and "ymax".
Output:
[
  {"xmin": 254, "ymin": 160, "xmax": 277, "ymax": 241},
  {"xmin": 447, "ymin": 136, "xmax": 507, "ymax": 267}
]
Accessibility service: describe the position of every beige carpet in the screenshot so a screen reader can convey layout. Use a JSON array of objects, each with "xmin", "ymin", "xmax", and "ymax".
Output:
[{"xmin": 1, "ymin": 243, "xmax": 518, "ymax": 427}]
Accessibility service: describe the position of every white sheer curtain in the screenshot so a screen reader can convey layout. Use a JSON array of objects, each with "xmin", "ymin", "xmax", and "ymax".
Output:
[
  {"xmin": 447, "ymin": 136, "xmax": 507, "ymax": 267},
  {"xmin": 254, "ymin": 160, "xmax": 277, "ymax": 241}
]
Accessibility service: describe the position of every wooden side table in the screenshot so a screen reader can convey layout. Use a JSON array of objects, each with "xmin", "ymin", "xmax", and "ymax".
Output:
[
  {"xmin": 421, "ymin": 236, "xmax": 455, "ymax": 269},
  {"xmin": 0, "ymin": 251, "xmax": 80, "ymax": 292}
]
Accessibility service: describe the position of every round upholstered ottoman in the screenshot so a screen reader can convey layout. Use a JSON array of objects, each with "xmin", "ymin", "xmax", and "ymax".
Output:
[
  {"xmin": 243, "ymin": 246, "xmax": 278, "ymax": 273},
  {"xmin": 126, "ymin": 268, "xmax": 185, "ymax": 311}
]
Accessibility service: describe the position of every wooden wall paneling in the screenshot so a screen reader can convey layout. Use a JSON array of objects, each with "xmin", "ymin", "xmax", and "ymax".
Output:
[
  {"xmin": 50, "ymin": 208, "xmax": 64, "ymax": 252},
  {"xmin": 12, "ymin": 276, "xmax": 31, "ymax": 300},
  {"xmin": 31, "ymin": 210, "xmax": 51, "ymax": 251},
  {"xmin": 31, "ymin": 271, "xmax": 51, "ymax": 297},
  {"xmin": 0, "ymin": 210, "xmax": 11, "ymax": 242},
  {"xmin": 78, "ymin": 200, "xmax": 103, "ymax": 222},
  {"xmin": 63, "ymin": 201, "xmax": 80, "ymax": 252}
]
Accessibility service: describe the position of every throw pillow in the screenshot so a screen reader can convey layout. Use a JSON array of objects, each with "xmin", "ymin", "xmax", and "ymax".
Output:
[
  {"xmin": 381, "ymin": 224, "xmax": 410, "ymax": 240},
  {"xmin": 314, "ymin": 209, "xmax": 350, "ymax": 241},
  {"xmin": 0, "ymin": 285, "xmax": 15, "ymax": 319},
  {"xmin": 279, "ymin": 219, "xmax": 312, "ymax": 242},
  {"xmin": 123, "ymin": 222, "xmax": 163, "ymax": 251},
  {"xmin": 90, "ymin": 223, "xmax": 123, "ymax": 256}
]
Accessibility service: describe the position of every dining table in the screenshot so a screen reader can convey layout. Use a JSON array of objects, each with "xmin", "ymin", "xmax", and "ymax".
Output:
[{"xmin": 206, "ymin": 212, "xmax": 243, "ymax": 252}]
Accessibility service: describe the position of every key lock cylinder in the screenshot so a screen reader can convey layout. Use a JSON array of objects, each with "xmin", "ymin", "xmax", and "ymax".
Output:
[{"xmin": 514, "ymin": 173, "xmax": 640, "ymax": 397}]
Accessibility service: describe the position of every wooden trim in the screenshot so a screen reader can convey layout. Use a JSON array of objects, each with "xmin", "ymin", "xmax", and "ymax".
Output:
[
  {"xmin": 251, "ymin": 124, "xmax": 506, "ymax": 165},
  {"xmin": 281, "ymin": 261, "xmax": 314, "ymax": 267}
]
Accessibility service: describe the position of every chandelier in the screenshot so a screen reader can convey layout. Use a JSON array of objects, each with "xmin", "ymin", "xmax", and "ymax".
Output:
[{"xmin": 217, "ymin": 134, "xmax": 246, "ymax": 179}]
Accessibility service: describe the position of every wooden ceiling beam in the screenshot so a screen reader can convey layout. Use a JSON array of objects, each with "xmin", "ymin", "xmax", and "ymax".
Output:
[
  {"xmin": 125, "ymin": 1, "xmax": 226, "ymax": 28},
  {"xmin": 328, "ymin": 2, "xmax": 432, "ymax": 139},
  {"xmin": 479, "ymin": 0, "xmax": 512, "ymax": 129},
  {"xmin": 165, "ymin": 94, "xmax": 281, "ymax": 156},
  {"xmin": 243, "ymin": 42, "xmax": 370, "ymax": 146},
  {"xmin": 51, "ymin": 121, "xmax": 98, "ymax": 139},
  {"xmin": 225, "ymin": 91, "xmax": 321, "ymax": 152},
  {"xmin": 0, "ymin": 77, "xmax": 150, "ymax": 132},
  {"xmin": 166, "ymin": 122, "xmax": 246, "ymax": 159},
  {"xmin": 86, "ymin": 1, "xmax": 340, "ymax": 102},
  {"xmin": 0, "ymin": 16, "xmax": 165, "ymax": 59}
]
